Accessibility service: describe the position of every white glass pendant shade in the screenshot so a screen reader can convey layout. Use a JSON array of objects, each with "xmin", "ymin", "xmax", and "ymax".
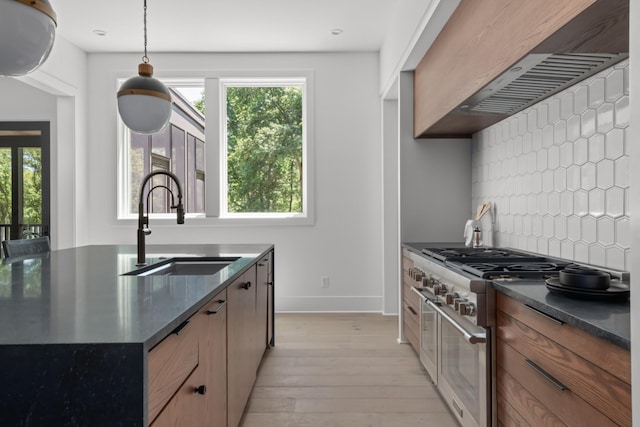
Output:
[
  {"xmin": 0, "ymin": 0, "xmax": 57, "ymax": 76},
  {"xmin": 117, "ymin": 63, "xmax": 172, "ymax": 134}
]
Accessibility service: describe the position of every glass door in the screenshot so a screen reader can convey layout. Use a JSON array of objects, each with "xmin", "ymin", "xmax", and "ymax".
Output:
[{"xmin": 0, "ymin": 123, "xmax": 50, "ymax": 247}]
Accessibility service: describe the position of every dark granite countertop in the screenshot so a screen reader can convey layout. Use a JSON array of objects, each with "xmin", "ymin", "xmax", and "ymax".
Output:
[
  {"xmin": 402, "ymin": 242, "xmax": 630, "ymax": 350},
  {"xmin": 0, "ymin": 244, "xmax": 273, "ymax": 350},
  {"xmin": 490, "ymin": 279, "xmax": 630, "ymax": 350}
]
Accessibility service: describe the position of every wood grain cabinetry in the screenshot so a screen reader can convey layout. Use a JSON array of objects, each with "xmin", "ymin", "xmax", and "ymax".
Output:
[
  {"xmin": 201, "ymin": 292, "xmax": 228, "ymax": 427},
  {"xmin": 227, "ymin": 266, "xmax": 258, "ymax": 427},
  {"xmin": 148, "ymin": 251, "xmax": 274, "ymax": 427},
  {"xmin": 401, "ymin": 250, "xmax": 420, "ymax": 354},
  {"xmin": 148, "ymin": 318, "xmax": 204, "ymax": 425},
  {"xmin": 150, "ymin": 289, "xmax": 228, "ymax": 427},
  {"xmin": 496, "ymin": 292, "xmax": 631, "ymax": 426},
  {"xmin": 255, "ymin": 251, "xmax": 273, "ymax": 365},
  {"xmin": 414, "ymin": 0, "xmax": 628, "ymax": 138}
]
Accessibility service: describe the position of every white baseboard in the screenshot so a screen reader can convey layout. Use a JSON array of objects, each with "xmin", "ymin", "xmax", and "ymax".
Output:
[{"xmin": 275, "ymin": 296, "xmax": 383, "ymax": 312}]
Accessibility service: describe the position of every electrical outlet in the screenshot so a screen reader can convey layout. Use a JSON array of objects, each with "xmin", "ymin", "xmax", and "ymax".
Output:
[{"xmin": 321, "ymin": 276, "xmax": 330, "ymax": 288}]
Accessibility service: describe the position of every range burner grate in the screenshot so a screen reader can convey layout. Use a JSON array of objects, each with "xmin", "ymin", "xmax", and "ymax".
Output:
[
  {"xmin": 458, "ymin": 261, "xmax": 574, "ymax": 279},
  {"xmin": 421, "ymin": 247, "xmax": 545, "ymax": 263}
]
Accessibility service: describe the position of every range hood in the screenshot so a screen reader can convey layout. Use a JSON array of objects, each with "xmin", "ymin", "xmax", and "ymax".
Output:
[
  {"xmin": 413, "ymin": 0, "xmax": 629, "ymax": 138},
  {"xmin": 457, "ymin": 52, "xmax": 628, "ymax": 116}
]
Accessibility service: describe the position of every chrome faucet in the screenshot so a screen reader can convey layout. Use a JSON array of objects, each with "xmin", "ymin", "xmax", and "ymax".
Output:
[{"xmin": 137, "ymin": 170, "xmax": 185, "ymax": 266}]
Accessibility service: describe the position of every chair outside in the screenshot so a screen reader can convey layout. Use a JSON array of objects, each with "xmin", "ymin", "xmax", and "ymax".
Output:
[{"xmin": 2, "ymin": 236, "xmax": 51, "ymax": 258}]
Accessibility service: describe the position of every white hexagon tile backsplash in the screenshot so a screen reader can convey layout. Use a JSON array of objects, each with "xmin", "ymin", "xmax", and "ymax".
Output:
[{"xmin": 472, "ymin": 59, "xmax": 629, "ymax": 271}]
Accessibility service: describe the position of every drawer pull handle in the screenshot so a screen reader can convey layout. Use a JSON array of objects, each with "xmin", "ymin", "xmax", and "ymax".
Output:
[
  {"xmin": 242, "ymin": 281, "xmax": 252, "ymax": 290},
  {"xmin": 267, "ymin": 281, "xmax": 273, "ymax": 286},
  {"xmin": 524, "ymin": 304, "xmax": 564, "ymax": 325},
  {"xmin": 525, "ymin": 359, "xmax": 567, "ymax": 391},
  {"xmin": 195, "ymin": 385, "xmax": 207, "ymax": 395},
  {"xmin": 206, "ymin": 299, "xmax": 227, "ymax": 315},
  {"xmin": 407, "ymin": 306, "xmax": 418, "ymax": 316},
  {"xmin": 171, "ymin": 320, "xmax": 190, "ymax": 335}
]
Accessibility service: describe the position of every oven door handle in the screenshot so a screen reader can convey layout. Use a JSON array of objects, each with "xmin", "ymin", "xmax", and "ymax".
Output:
[
  {"xmin": 428, "ymin": 300, "xmax": 486, "ymax": 344},
  {"xmin": 411, "ymin": 286, "xmax": 428, "ymax": 301}
]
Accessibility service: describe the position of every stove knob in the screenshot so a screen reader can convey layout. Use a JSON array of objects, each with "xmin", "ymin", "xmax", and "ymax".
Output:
[
  {"xmin": 459, "ymin": 302, "xmax": 476, "ymax": 316},
  {"xmin": 421, "ymin": 276, "xmax": 429, "ymax": 287},
  {"xmin": 445, "ymin": 292, "xmax": 459, "ymax": 305},
  {"xmin": 453, "ymin": 297, "xmax": 467, "ymax": 311}
]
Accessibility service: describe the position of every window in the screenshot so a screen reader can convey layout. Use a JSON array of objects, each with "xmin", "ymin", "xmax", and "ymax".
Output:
[
  {"xmin": 119, "ymin": 82, "xmax": 206, "ymax": 218},
  {"xmin": 207, "ymin": 72, "xmax": 313, "ymax": 223},
  {"xmin": 118, "ymin": 72, "xmax": 313, "ymax": 225},
  {"xmin": 222, "ymin": 81, "xmax": 303, "ymax": 215}
]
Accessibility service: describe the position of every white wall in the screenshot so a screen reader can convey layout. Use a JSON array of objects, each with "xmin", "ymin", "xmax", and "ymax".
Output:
[
  {"xmin": 86, "ymin": 52, "xmax": 383, "ymax": 312},
  {"xmin": 382, "ymin": 98, "xmax": 399, "ymax": 315},
  {"xmin": 628, "ymin": 0, "xmax": 639, "ymax": 422},
  {"xmin": 379, "ymin": 0, "xmax": 459, "ymax": 97},
  {"xmin": 398, "ymin": 72, "xmax": 471, "ymax": 243},
  {"xmin": 0, "ymin": 36, "xmax": 88, "ymax": 251}
]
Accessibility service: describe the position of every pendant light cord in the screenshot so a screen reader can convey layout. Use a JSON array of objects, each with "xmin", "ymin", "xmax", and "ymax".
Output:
[{"xmin": 142, "ymin": 0, "xmax": 149, "ymax": 63}]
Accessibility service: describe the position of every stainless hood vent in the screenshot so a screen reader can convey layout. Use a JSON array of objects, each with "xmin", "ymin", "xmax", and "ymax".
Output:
[{"xmin": 458, "ymin": 53, "xmax": 628, "ymax": 116}]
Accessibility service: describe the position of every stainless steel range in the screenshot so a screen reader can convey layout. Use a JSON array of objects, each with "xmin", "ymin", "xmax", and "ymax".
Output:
[{"xmin": 406, "ymin": 246, "xmax": 629, "ymax": 427}]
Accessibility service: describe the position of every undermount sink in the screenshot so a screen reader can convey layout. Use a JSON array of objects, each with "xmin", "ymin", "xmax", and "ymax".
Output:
[{"xmin": 123, "ymin": 257, "xmax": 240, "ymax": 276}]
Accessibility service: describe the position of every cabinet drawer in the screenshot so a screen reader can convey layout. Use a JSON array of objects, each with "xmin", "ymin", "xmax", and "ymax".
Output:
[
  {"xmin": 497, "ymin": 338, "xmax": 616, "ymax": 427},
  {"xmin": 497, "ymin": 310, "xmax": 631, "ymax": 426},
  {"xmin": 403, "ymin": 279, "xmax": 421, "ymax": 310},
  {"xmin": 496, "ymin": 292, "xmax": 630, "ymax": 383},
  {"xmin": 150, "ymin": 365, "xmax": 206, "ymax": 427},
  {"xmin": 402, "ymin": 255, "xmax": 414, "ymax": 271},
  {"xmin": 403, "ymin": 301, "xmax": 420, "ymax": 353},
  {"xmin": 148, "ymin": 319, "xmax": 200, "ymax": 423}
]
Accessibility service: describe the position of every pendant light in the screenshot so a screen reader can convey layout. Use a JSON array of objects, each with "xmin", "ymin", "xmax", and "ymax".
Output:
[
  {"xmin": 0, "ymin": 0, "xmax": 57, "ymax": 76},
  {"xmin": 117, "ymin": 0, "xmax": 171, "ymax": 134}
]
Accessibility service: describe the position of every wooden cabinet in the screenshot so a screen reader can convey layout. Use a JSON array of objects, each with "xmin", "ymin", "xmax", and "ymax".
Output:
[
  {"xmin": 201, "ymin": 292, "xmax": 228, "ymax": 427},
  {"xmin": 256, "ymin": 251, "xmax": 274, "ymax": 363},
  {"xmin": 148, "ymin": 316, "xmax": 205, "ymax": 426},
  {"xmin": 227, "ymin": 266, "xmax": 258, "ymax": 427},
  {"xmin": 401, "ymin": 250, "xmax": 421, "ymax": 354},
  {"xmin": 150, "ymin": 288, "xmax": 228, "ymax": 427},
  {"xmin": 147, "ymin": 253, "xmax": 273, "ymax": 427},
  {"xmin": 414, "ymin": 0, "xmax": 629, "ymax": 138},
  {"xmin": 495, "ymin": 292, "xmax": 631, "ymax": 426}
]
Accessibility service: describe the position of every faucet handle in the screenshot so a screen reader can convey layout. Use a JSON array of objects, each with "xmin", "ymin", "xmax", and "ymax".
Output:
[{"xmin": 143, "ymin": 228, "xmax": 152, "ymax": 236}]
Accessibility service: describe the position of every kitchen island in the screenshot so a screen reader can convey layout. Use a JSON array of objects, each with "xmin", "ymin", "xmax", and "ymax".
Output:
[{"xmin": 0, "ymin": 244, "xmax": 274, "ymax": 426}]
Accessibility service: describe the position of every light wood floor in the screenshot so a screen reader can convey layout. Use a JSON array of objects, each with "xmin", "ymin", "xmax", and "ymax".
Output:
[{"xmin": 240, "ymin": 313, "xmax": 458, "ymax": 427}]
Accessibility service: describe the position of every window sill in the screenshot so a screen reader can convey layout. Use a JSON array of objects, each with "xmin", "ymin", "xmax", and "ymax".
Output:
[{"xmin": 117, "ymin": 214, "xmax": 314, "ymax": 227}]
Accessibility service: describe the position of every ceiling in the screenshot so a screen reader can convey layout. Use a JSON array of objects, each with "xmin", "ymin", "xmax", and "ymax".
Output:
[{"xmin": 53, "ymin": 0, "xmax": 400, "ymax": 53}]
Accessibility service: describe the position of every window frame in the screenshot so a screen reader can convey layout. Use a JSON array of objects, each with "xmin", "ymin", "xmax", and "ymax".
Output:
[
  {"xmin": 205, "ymin": 70, "xmax": 314, "ymax": 225},
  {"xmin": 117, "ymin": 78, "xmax": 207, "ymax": 220},
  {"xmin": 117, "ymin": 72, "xmax": 314, "ymax": 226}
]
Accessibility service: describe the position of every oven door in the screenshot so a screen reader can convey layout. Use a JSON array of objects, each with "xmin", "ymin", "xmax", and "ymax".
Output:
[
  {"xmin": 412, "ymin": 287, "xmax": 438, "ymax": 385},
  {"xmin": 430, "ymin": 301, "xmax": 488, "ymax": 427}
]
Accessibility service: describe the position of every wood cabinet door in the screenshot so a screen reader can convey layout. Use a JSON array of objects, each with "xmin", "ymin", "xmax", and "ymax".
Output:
[
  {"xmin": 201, "ymin": 291, "xmax": 228, "ymax": 427},
  {"xmin": 151, "ymin": 365, "xmax": 207, "ymax": 427},
  {"xmin": 227, "ymin": 268, "xmax": 257, "ymax": 427},
  {"xmin": 255, "ymin": 254, "xmax": 270, "ymax": 363}
]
